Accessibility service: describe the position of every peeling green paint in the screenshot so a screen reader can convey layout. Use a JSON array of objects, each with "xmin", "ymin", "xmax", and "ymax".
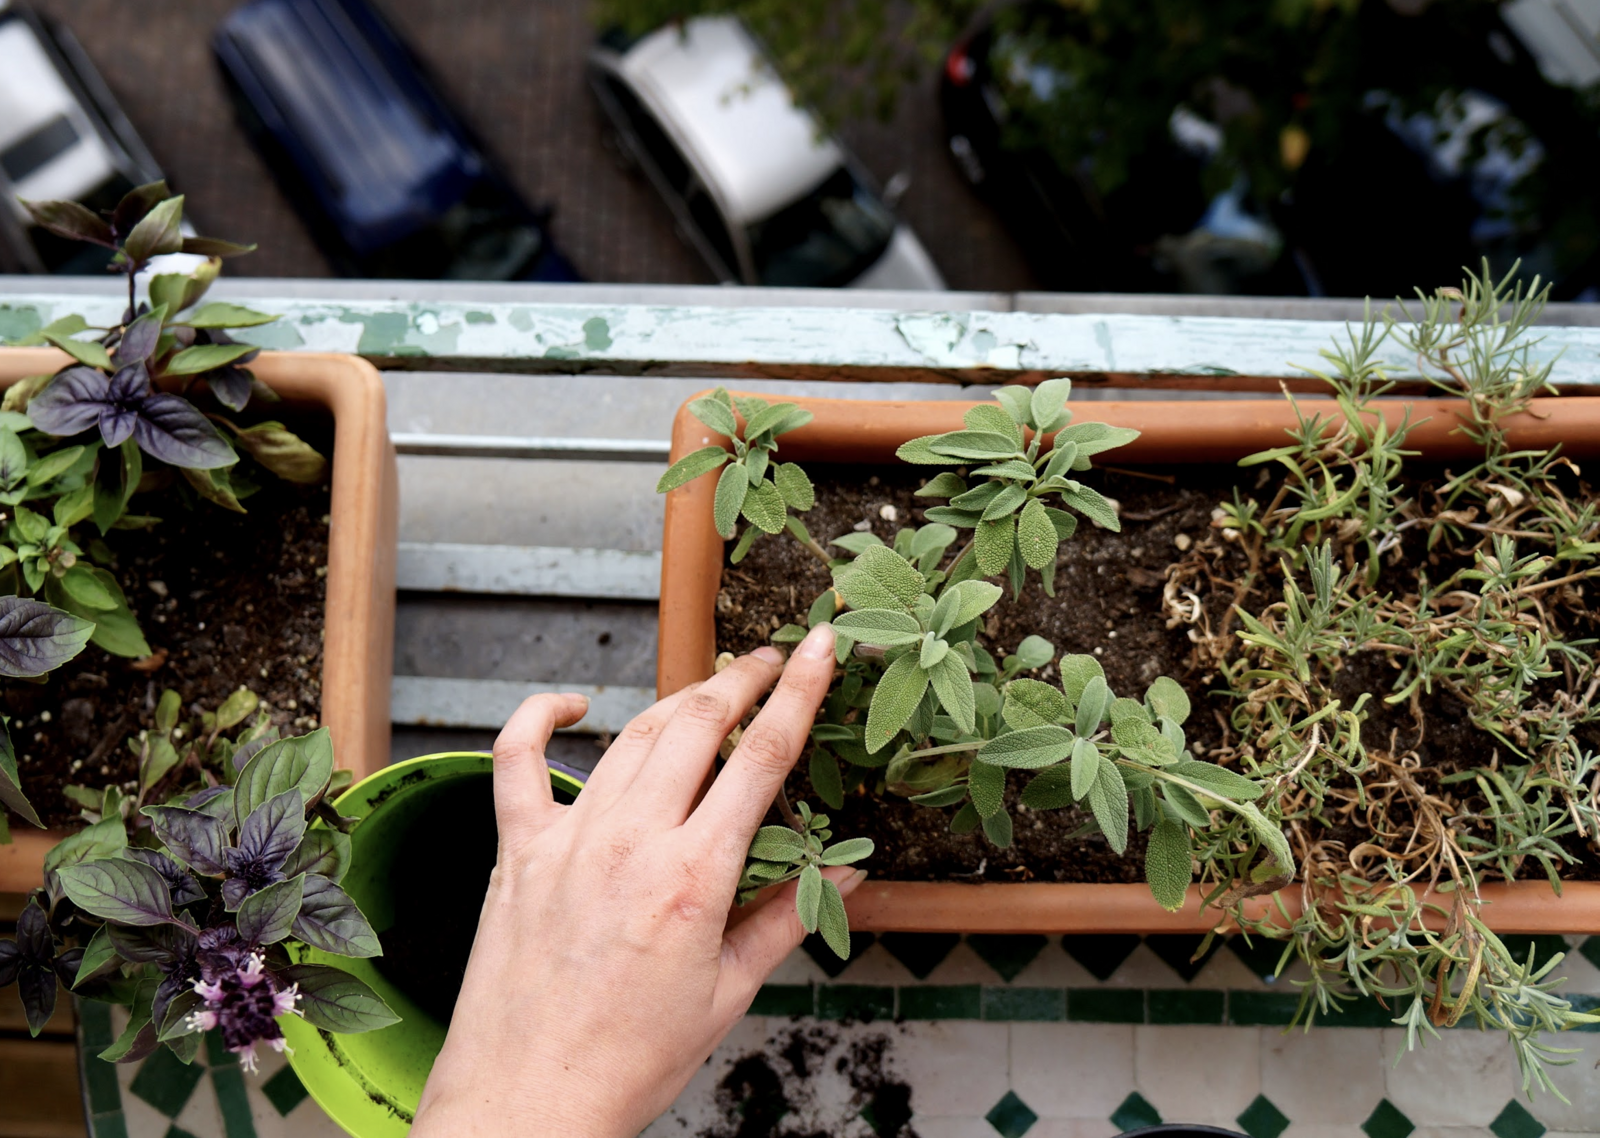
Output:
[
  {"xmin": 1094, "ymin": 320, "xmax": 1117, "ymax": 371},
  {"xmin": 236, "ymin": 320, "xmax": 305, "ymax": 350},
  {"xmin": 465, "ymin": 310, "xmax": 496, "ymax": 325},
  {"xmin": 971, "ymin": 329, "xmax": 996, "ymax": 355},
  {"xmin": 583, "ymin": 316, "xmax": 613, "ymax": 351},
  {"xmin": 0, "ymin": 306, "xmax": 44, "ymax": 344},
  {"xmin": 507, "ymin": 309, "xmax": 534, "ymax": 332},
  {"xmin": 544, "ymin": 345, "xmax": 579, "ymax": 359},
  {"xmin": 341, "ymin": 311, "xmax": 411, "ymax": 355}
]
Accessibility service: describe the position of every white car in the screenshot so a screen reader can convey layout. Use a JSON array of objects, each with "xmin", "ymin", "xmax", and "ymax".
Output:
[
  {"xmin": 590, "ymin": 17, "xmax": 946, "ymax": 290},
  {"xmin": 0, "ymin": 3, "xmax": 201, "ymax": 275}
]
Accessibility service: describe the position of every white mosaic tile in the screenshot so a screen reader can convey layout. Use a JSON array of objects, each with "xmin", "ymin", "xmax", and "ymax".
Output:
[
  {"xmin": 171, "ymin": 1067, "xmax": 221, "ymax": 1138},
  {"xmin": 834, "ymin": 939, "xmax": 922, "ymax": 984},
  {"xmin": 1514, "ymin": 1031, "xmax": 1600, "ymax": 1132},
  {"xmin": 890, "ymin": 1021, "xmax": 1010, "ymax": 1117},
  {"xmin": 1381, "ymin": 1027, "xmax": 1519, "ymax": 1127},
  {"xmin": 280, "ymin": 1097, "xmax": 349, "ymax": 1138},
  {"xmin": 1282, "ymin": 1125, "xmax": 1368, "ymax": 1138},
  {"xmin": 1134, "ymin": 1025, "xmax": 1261, "ymax": 1129},
  {"xmin": 1009, "ymin": 1022, "xmax": 1133, "ymax": 1119},
  {"xmin": 924, "ymin": 941, "xmax": 1016, "ymax": 985},
  {"xmin": 908, "ymin": 1116, "xmax": 1001, "ymax": 1138},
  {"xmin": 1555, "ymin": 945, "xmax": 1600, "ymax": 995},
  {"xmin": 1260, "ymin": 1027, "xmax": 1386, "ymax": 1125},
  {"xmin": 120, "ymin": 1089, "xmax": 173, "ymax": 1137},
  {"xmin": 1187, "ymin": 944, "xmax": 1268, "ymax": 990},
  {"xmin": 1009, "ymin": 944, "xmax": 1098, "ymax": 988},
  {"xmin": 1092, "ymin": 943, "xmax": 1172, "ymax": 989},
  {"xmin": 1027, "ymin": 1120, "xmax": 1121, "ymax": 1138}
]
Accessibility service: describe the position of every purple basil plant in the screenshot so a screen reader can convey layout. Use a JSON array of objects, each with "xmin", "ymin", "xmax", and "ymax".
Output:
[{"xmin": 0, "ymin": 729, "xmax": 397, "ymax": 1071}]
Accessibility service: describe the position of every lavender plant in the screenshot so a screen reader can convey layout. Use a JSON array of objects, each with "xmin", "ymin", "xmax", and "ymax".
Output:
[{"xmin": 0, "ymin": 728, "xmax": 394, "ymax": 1069}]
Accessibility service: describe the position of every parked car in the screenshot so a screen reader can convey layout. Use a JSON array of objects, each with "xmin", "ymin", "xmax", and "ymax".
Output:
[
  {"xmin": 941, "ymin": 0, "xmax": 1600, "ymax": 298},
  {"xmin": 589, "ymin": 17, "xmax": 944, "ymax": 290},
  {"xmin": 0, "ymin": 2, "xmax": 170, "ymax": 273},
  {"xmin": 214, "ymin": 0, "xmax": 579, "ymax": 281}
]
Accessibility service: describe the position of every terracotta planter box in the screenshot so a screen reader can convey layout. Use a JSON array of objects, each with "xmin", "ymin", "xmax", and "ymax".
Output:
[
  {"xmin": 658, "ymin": 391, "xmax": 1600, "ymax": 935},
  {"xmin": 0, "ymin": 349, "xmax": 398, "ymax": 895}
]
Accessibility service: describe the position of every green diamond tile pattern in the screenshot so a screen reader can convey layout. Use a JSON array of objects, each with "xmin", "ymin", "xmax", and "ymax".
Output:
[
  {"xmin": 879, "ymin": 932, "xmax": 961, "ymax": 979},
  {"xmin": 1362, "ymin": 1098, "xmax": 1416, "ymax": 1138},
  {"xmin": 1110, "ymin": 1091, "xmax": 1162, "ymax": 1131},
  {"xmin": 968, "ymin": 934, "xmax": 1048, "ymax": 982},
  {"xmin": 816, "ymin": 983, "xmax": 894, "ymax": 1022},
  {"xmin": 91, "ymin": 1113, "xmax": 130, "ymax": 1138},
  {"xmin": 750, "ymin": 984, "xmax": 815, "ymax": 1017},
  {"xmin": 982, "ymin": 986, "xmax": 1065, "ymax": 1021},
  {"xmin": 164, "ymin": 1126, "xmax": 203, "ymax": 1138},
  {"xmin": 1062, "ymin": 933, "xmax": 1141, "ymax": 980},
  {"xmin": 1236, "ymin": 1094, "xmax": 1290, "ymax": 1138},
  {"xmin": 985, "ymin": 1090, "xmax": 1039, "ymax": 1138},
  {"xmin": 130, "ymin": 1045, "xmax": 207, "ymax": 1118},
  {"xmin": 1147, "ymin": 988, "xmax": 1226, "ymax": 1024},
  {"xmin": 1068, "ymin": 987, "xmax": 1143, "ymax": 1023},
  {"xmin": 1580, "ymin": 935, "xmax": 1600, "ymax": 972},
  {"xmin": 212, "ymin": 1063, "xmax": 257, "ymax": 1138},
  {"xmin": 1227, "ymin": 991, "xmax": 1301, "ymax": 1025},
  {"xmin": 802, "ymin": 931, "xmax": 876, "ymax": 977},
  {"xmin": 898, "ymin": 984, "xmax": 982, "ymax": 1019},
  {"xmin": 1144, "ymin": 933, "xmax": 1222, "ymax": 982},
  {"xmin": 1489, "ymin": 1101, "xmax": 1547, "ymax": 1138},
  {"xmin": 261, "ymin": 1064, "xmax": 310, "ymax": 1116},
  {"xmin": 1227, "ymin": 934, "xmax": 1288, "ymax": 981}
]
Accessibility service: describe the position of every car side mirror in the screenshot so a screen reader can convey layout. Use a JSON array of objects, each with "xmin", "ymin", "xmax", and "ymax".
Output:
[{"xmin": 882, "ymin": 171, "xmax": 911, "ymax": 210}]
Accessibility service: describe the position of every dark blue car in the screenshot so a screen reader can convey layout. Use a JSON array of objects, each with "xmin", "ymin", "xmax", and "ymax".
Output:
[{"xmin": 213, "ymin": 0, "xmax": 579, "ymax": 281}]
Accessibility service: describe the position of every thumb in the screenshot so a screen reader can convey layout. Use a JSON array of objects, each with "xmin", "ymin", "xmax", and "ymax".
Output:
[{"xmin": 716, "ymin": 867, "xmax": 867, "ymax": 1014}]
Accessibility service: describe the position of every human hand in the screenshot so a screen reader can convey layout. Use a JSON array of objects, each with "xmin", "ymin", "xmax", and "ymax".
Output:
[{"xmin": 411, "ymin": 622, "xmax": 857, "ymax": 1138}]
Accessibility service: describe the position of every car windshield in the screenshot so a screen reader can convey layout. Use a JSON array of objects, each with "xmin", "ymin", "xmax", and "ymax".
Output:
[
  {"xmin": 360, "ymin": 188, "xmax": 545, "ymax": 280},
  {"xmin": 746, "ymin": 168, "xmax": 894, "ymax": 287}
]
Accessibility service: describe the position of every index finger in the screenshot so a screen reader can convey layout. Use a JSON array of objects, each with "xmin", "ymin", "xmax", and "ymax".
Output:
[{"xmin": 688, "ymin": 623, "xmax": 835, "ymax": 862}]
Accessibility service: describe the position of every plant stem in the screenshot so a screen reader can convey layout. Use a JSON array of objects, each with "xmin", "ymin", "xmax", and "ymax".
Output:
[{"xmin": 775, "ymin": 788, "xmax": 803, "ymax": 832}]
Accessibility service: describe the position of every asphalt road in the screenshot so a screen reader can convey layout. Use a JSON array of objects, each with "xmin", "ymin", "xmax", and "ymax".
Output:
[{"xmin": 27, "ymin": 0, "xmax": 1038, "ymax": 291}]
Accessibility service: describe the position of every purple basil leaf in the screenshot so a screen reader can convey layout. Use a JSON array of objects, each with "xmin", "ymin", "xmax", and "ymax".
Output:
[
  {"xmin": 231, "ymin": 730, "xmax": 277, "ymax": 772},
  {"xmin": 113, "ymin": 1022, "xmax": 162, "ymax": 1065},
  {"xmin": 0, "ymin": 596, "xmax": 96, "ymax": 679},
  {"xmin": 279, "ymin": 963, "xmax": 400, "ymax": 1033},
  {"xmin": 23, "ymin": 199, "xmax": 115, "ymax": 247},
  {"xmin": 107, "ymin": 362, "xmax": 149, "ymax": 403},
  {"xmin": 236, "ymin": 789, "xmax": 306, "ymax": 874},
  {"xmin": 116, "ymin": 315, "xmax": 163, "ymax": 366},
  {"xmin": 157, "ymin": 988, "xmax": 203, "ymax": 1042},
  {"xmin": 0, "ymin": 940, "xmax": 21, "ymax": 986},
  {"xmin": 121, "ymin": 848, "xmax": 206, "ymax": 907},
  {"xmin": 220, "ymin": 876, "xmax": 252, "ymax": 910},
  {"xmin": 18, "ymin": 965, "xmax": 57, "ymax": 1035},
  {"xmin": 280, "ymin": 829, "xmax": 349, "ymax": 883},
  {"xmin": 26, "ymin": 367, "xmax": 112, "ymax": 438},
  {"xmin": 291, "ymin": 874, "xmax": 381, "ymax": 958},
  {"xmin": 236, "ymin": 873, "xmax": 305, "ymax": 946},
  {"xmin": 132, "ymin": 393, "xmax": 235, "ymax": 469},
  {"xmin": 144, "ymin": 805, "xmax": 229, "ymax": 876},
  {"xmin": 99, "ymin": 405, "xmax": 138, "ymax": 448},
  {"xmin": 56, "ymin": 858, "xmax": 178, "ymax": 927},
  {"xmin": 207, "ymin": 367, "xmax": 252, "ymax": 412},
  {"xmin": 107, "ymin": 921, "xmax": 194, "ymax": 966},
  {"xmin": 150, "ymin": 972, "xmax": 189, "ymax": 1040},
  {"xmin": 180, "ymin": 236, "xmax": 256, "ymax": 258},
  {"xmin": 16, "ymin": 898, "xmax": 53, "ymax": 963},
  {"xmin": 52, "ymin": 947, "xmax": 85, "ymax": 987},
  {"xmin": 110, "ymin": 181, "xmax": 170, "ymax": 238}
]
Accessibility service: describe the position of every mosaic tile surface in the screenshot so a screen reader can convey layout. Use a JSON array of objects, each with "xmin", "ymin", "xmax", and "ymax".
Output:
[{"xmin": 77, "ymin": 933, "xmax": 1600, "ymax": 1137}]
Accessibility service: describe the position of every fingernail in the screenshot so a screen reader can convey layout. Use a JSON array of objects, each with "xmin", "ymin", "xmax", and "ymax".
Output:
[
  {"xmin": 839, "ymin": 868, "xmax": 869, "ymax": 895},
  {"xmin": 752, "ymin": 645, "xmax": 785, "ymax": 665},
  {"xmin": 796, "ymin": 623, "xmax": 836, "ymax": 661}
]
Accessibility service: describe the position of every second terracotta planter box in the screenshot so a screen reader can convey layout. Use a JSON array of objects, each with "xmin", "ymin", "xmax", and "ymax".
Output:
[
  {"xmin": 657, "ymin": 391, "xmax": 1600, "ymax": 935},
  {"xmin": 0, "ymin": 349, "xmax": 398, "ymax": 895}
]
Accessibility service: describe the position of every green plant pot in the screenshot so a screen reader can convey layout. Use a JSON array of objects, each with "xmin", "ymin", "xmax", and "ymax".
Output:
[{"xmin": 280, "ymin": 752, "xmax": 583, "ymax": 1137}]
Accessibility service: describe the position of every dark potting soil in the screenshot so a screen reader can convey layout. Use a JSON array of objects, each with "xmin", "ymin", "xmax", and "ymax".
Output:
[
  {"xmin": 374, "ymin": 777, "xmax": 498, "ymax": 1024},
  {"xmin": 714, "ymin": 463, "xmax": 1600, "ymax": 885},
  {"xmin": 703, "ymin": 1025, "xmax": 915, "ymax": 1138},
  {"xmin": 3, "ymin": 478, "xmax": 331, "ymax": 828}
]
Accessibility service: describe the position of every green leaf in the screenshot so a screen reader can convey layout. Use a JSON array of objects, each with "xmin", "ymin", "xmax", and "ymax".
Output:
[
  {"xmin": 1020, "ymin": 764, "xmax": 1076, "ymax": 810},
  {"xmin": 974, "ymin": 514, "xmax": 1014, "ymax": 575},
  {"xmin": 140, "ymin": 735, "xmax": 181, "ymax": 793},
  {"xmin": 1089, "ymin": 761, "xmax": 1130, "ymax": 853},
  {"xmin": 993, "ymin": 386, "xmax": 1035, "ymax": 426},
  {"xmin": 729, "ymin": 524, "xmax": 759, "ymax": 564},
  {"xmin": 280, "ymin": 964, "xmax": 401, "ymax": 1033},
  {"xmin": 949, "ymin": 801, "xmax": 981, "ymax": 834},
  {"xmin": 929, "ymin": 430, "xmax": 1024, "ymax": 461},
  {"xmin": 1075, "ymin": 676, "xmax": 1112, "ymax": 735},
  {"xmin": 688, "ymin": 394, "xmax": 739, "ymax": 438},
  {"xmin": 0, "ymin": 429, "xmax": 26, "ymax": 490},
  {"xmin": 0, "ymin": 721, "xmax": 42, "ymax": 828},
  {"xmin": 227, "ymin": 421, "xmax": 327, "ymax": 484},
  {"xmin": 73, "ymin": 926, "xmax": 122, "ymax": 989},
  {"xmin": 810, "ymin": 749, "xmax": 845, "ymax": 810},
  {"xmin": 1030, "ymin": 378, "xmax": 1075, "ymax": 434},
  {"xmin": 922, "ymin": 506, "xmax": 981, "ymax": 528},
  {"xmin": 796, "ymin": 864, "xmax": 823, "ymax": 932},
  {"xmin": 234, "ymin": 728, "xmax": 334, "ymax": 828},
  {"xmin": 744, "ymin": 446, "xmax": 769, "ymax": 483},
  {"xmin": 928, "ymin": 652, "xmax": 976, "ymax": 735},
  {"xmin": 43, "ymin": 332, "xmax": 113, "ymax": 371},
  {"xmin": 820, "ymin": 837, "xmax": 873, "ymax": 866},
  {"xmin": 816, "ymin": 876, "xmax": 851, "ymax": 959},
  {"xmin": 919, "ymin": 634, "xmax": 950, "ymax": 670},
  {"xmin": 51, "ymin": 568, "xmax": 150, "ymax": 658},
  {"xmin": 749, "ymin": 825, "xmax": 807, "ymax": 862},
  {"xmin": 963, "ymin": 403, "xmax": 1022, "ymax": 440},
  {"xmin": 773, "ymin": 463, "xmax": 814, "ymax": 511},
  {"xmin": 895, "ymin": 435, "xmax": 960, "ymax": 464},
  {"xmin": 185, "ymin": 303, "xmax": 278, "ymax": 328},
  {"xmin": 1059, "ymin": 655, "xmax": 1104, "ymax": 707},
  {"xmin": 180, "ymin": 466, "xmax": 245, "ymax": 513},
  {"xmin": 909, "ymin": 785, "xmax": 969, "ymax": 807},
  {"xmin": 1017, "ymin": 498, "xmax": 1058, "ymax": 569},
  {"xmin": 1145, "ymin": 677, "xmax": 1191, "ymax": 725},
  {"xmin": 27, "ymin": 444, "xmax": 85, "ymax": 485},
  {"xmin": 1055, "ymin": 421, "xmax": 1140, "ymax": 457},
  {"xmin": 967, "ymin": 759, "xmax": 1006, "ymax": 817},
  {"xmin": 123, "ymin": 195, "xmax": 184, "ymax": 262},
  {"xmin": 741, "ymin": 478, "xmax": 787, "ymax": 535},
  {"xmin": 981, "ymin": 483, "xmax": 1027, "ymax": 521},
  {"xmin": 744, "ymin": 401, "xmax": 808, "ymax": 440},
  {"xmin": 1145, "ymin": 817, "xmax": 1193, "ymax": 912},
  {"xmin": 931, "ymin": 579, "xmax": 1002, "ymax": 637},
  {"xmin": 98, "ymin": 980, "xmax": 158, "ymax": 1062},
  {"xmin": 833, "ymin": 545, "xmax": 926, "ymax": 613},
  {"xmin": 833, "ymin": 608, "xmax": 924, "ymax": 647},
  {"xmin": 909, "ymin": 522, "xmax": 958, "ymax": 566},
  {"xmin": 978, "ymin": 722, "xmax": 1077, "ymax": 770},
  {"xmin": 915, "ymin": 471, "xmax": 968, "ymax": 498},
  {"xmin": 1002, "ymin": 678, "xmax": 1070, "ymax": 729},
  {"xmin": 711, "ymin": 461, "xmax": 750, "ymax": 538},
  {"xmin": 656, "ymin": 445, "xmax": 729, "ymax": 493},
  {"xmin": 1070, "ymin": 736, "xmax": 1102, "ymax": 800},
  {"xmin": 60, "ymin": 565, "xmax": 116, "ymax": 611},
  {"xmin": 1235, "ymin": 802, "xmax": 1295, "ymax": 882},
  {"xmin": 1161, "ymin": 784, "xmax": 1211, "ymax": 829},
  {"xmin": 1061, "ymin": 486, "xmax": 1121, "ymax": 531},
  {"xmin": 163, "ymin": 343, "xmax": 257, "ymax": 376},
  {"xmin": 1013, "ymin": 635, "xmax": 1054, "ymax": 671},
  {"xmin": 865, "ymin": 654, "xmax": 930, "ymax": 753},
  {"xmin": 53, "ymin": 485, "xmax": 95, "ymax": 528},
  {"xmin": 43, "ymin": 817, "xmax": 126, "ymax": 883},
  {"xmin": 156, "ymin": 688, "xmax": 181, "ymax": 732},
  {"xmin": 1171, "ymin": 760, "xmax": 1263, "ymax": 802},
  {"xmin": 982, "ymin": 810, "xmax": 1013, "ymax": 848}
]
